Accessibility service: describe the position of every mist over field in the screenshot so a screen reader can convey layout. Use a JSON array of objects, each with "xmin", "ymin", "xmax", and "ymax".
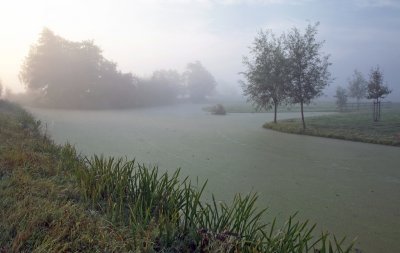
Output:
[
  {"xmin": 1, "ymin": 0, "xmax": 400, "ymax": 102},
  {"xmin": 1, "ymin": 1, "xmax": 400, "ymax": 253}
]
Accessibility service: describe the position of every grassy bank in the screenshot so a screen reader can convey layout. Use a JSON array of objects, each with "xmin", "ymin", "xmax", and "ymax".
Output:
[
  {"xmin": 264, "ymin": 109, "xmax": 400, "ymax": 146},
  {"xmin": 205, "ymin": 101, "xmax": 396, "ymax": 114},
  {"xmin": 0, "ymin": 100, "xmax": 354, "ymax": 252},
  {"xmin": 204, "ymin": 101, "xmax": 340, "ymax": 114},
  {"xmin": 0, "ymin": 100, "xmax": 136, "ymax": 252}
]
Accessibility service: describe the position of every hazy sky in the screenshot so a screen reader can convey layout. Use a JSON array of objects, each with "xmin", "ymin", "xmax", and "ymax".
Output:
[{"xmin": 1, "ymin": 0, "xmax": 399, "ymax": 100}]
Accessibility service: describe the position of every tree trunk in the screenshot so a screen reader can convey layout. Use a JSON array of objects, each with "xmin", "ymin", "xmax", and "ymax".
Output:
[
  {"xmin": 300, "ymin": 101, "xmax": 306, "ymax": 129},
  {"xmin": 274, "ymin": 102, "xmax": 277, "ymax": 123},
  {"xmin": 357, "ymin": 98, "xmax": 360, "ymax": 111}
]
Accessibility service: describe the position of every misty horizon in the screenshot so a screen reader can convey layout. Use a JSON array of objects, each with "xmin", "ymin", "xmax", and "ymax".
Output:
[{"xmin": 1, "ymin": 0, "xmax": 399, "ymax": 101}]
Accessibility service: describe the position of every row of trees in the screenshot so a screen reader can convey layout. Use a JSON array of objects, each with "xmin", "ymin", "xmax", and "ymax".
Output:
[
  {"xmin": 241, "ymin": 23, "xmax": 331, "ymax": 129},
  {"xmin": 335, "ymin": 67, "xmax": 391, "ymax": 112},
  {"xmin": 19, "ymin": 28, "xmax": 217, "ymax": 109}
]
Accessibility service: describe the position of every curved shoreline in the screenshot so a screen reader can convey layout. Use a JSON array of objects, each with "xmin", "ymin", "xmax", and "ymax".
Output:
[{"xmin": 263, "ymin": 111, "xmax": 400, "ymax": 147}]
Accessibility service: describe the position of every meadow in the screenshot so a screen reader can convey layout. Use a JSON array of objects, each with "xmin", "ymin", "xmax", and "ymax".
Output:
[
  {"xmin": 264, "ymin": 104, "xmax": 400, "ymax": 146},
  {"xmin": 29, "ymin": 103, "xmax": 400, "ymax": 252}
]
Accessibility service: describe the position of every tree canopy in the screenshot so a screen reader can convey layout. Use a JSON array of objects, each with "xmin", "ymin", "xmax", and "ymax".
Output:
[
  {"xmin": 367, "ymin": 66, "xmax": 391, "ymax": 103},
  {"xmin": 335, "ymin": 86, "xmax": 347, "ymax": 112},
  {"xmin": 241, "ymin": 30, "xmax": 288, "ymax": 123},
  {"xmin": 285, "ymin": 23, "xmax": 331, "ymax": 129},
  {"xmin": 184, "ymin": 61, "xmax": 217, "ymax": 102},
  {"xmin": 241, "ymin": 23, "xmax": 331, "ymax": 128},
  {"xmin": 135, "ymin": 70, "xmax": 182, "ymax": 107},
  {"xmin": 347, "ymin": 70, "xmax": 367, "ymax": 109},
  {"xmin": 19, "ymin": 29, "xmax": 218, "ymax": 109},
  {"xmin": 19, "ymin": 28, "xmax": 136, "ymax": 109}
]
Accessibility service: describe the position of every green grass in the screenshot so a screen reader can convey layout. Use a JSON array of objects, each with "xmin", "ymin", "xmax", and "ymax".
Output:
[
  {"xmin": 0, "ymin": 100, "xmax": 136, "ymax": 252},
  {"xmin": 205, "ymin": 101, "xmax": 340, "ymax": 113},
  {"xmin": 207, "ymin": 101, "xmax": 397, "ymax": 114},
  {"xmin": 0, "ymin": 99, "xmax": 355, "ymax": 252},
  {"xmin": 264, "ymin": 108, "xmax": 400, "ymax": 146}
]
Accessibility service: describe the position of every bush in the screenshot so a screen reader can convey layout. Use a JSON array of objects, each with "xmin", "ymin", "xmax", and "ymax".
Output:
[{"xmin": 211, "ymin": 104, "xmax": 226, "ymax": 115}]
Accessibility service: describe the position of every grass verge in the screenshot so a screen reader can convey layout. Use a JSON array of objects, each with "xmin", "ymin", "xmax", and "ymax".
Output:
[
  {"xmin": 1, "ymin": 99, "xmax": 355, "ymax": 252},
  {"xmin": 264, "ymin": 109, "xmax": 400, "ymax": 146}
]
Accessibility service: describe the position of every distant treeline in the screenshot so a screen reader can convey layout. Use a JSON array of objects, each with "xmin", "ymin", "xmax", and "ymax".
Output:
[{"xmin": 16, "ymin": 28, "xmax": 217, "ymax": 109}]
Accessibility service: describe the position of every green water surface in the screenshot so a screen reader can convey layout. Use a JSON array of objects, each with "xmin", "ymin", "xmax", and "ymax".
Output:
[{"xmin": 30, "ymin": 105, "xmax": 400, "ymax": 252}]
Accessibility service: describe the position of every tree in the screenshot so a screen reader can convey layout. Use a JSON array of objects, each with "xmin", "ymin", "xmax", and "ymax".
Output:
[
  {"xmin": 241, "ymin": 30, "xmax": 288, "ymax": 123},
  {"xmin": 285, "ymin": 23, "xmax": 331, "ymax": 129},
  {"xmin": 136, "ymin": 69, "xmax": 182, "ymax": 106},
  {"xmin": 151, "ymin": 69, "xmax": 182, "ymax": 104},
  {"xmin": 0, "ymin": 80, "xmax": 2, "ymax": 98},
  {"xmin": 367, "ymin": 66, "xmax": 391, "ymax": 122},
  {"xmin": 367, "ymin": 66, "xmax": 391, "ymax": 103},
  {"xmin": 335, "ymin": 86, "xmax": 347, "ymax": 112},
  {"xmin": 183, "ymin": 61, "xmax": 216, "ymax": 102},
  {"xmin": 19, "ymin": 28, "xmax": 136, "ymax": 109},
  {"xmin": 347, "ymin": 70, "xmax": 367, "ymax": 110}
]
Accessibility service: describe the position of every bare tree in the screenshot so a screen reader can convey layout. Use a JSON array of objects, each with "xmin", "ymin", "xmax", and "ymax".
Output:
[
  {"xmin": 347, "ymin": 70, "xmax": 367, "ymax": 110},
  {"xmin": 285, "ymin": 23, "xmax": 331, "ymax": 129},
  {"xmin": 241, "ymin": 30, "xmax": 288, "ymax": 123}
]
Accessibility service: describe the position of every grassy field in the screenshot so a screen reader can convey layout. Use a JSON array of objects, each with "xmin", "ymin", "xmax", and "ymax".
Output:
[
  {"xmin": 0, "ymin": 99, "xmax": 356, "ymax": 252},
  {"xmin": 205, "ymin": 100, "xmax": 396, "ymax": 114},
  {"xmin": 264, "ymin": 108, "xmax": 400, "ymax": 146},
  {"xmin": 204, "ymin": 101, "xmax": 340, "ymax": 113}
]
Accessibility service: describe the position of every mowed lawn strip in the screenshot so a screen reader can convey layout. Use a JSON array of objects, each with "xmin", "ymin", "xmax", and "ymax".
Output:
[{"xmin": 264, "ymin": 109, "xmax": 400, "ymax": 146}]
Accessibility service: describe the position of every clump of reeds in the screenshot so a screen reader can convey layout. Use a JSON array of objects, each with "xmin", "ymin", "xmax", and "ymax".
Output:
[{"xmin": 60, "ymin": 145, "xmax": 354, "ymax": 252}]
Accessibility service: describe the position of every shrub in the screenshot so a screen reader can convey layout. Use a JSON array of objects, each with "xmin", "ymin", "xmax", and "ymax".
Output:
[{"xmin": 211, "ymin": 104, "xmax": 226, "ymax": 115}]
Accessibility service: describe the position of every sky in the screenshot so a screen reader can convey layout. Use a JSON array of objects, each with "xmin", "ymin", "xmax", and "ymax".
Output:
[{"xmin": 1, "ymin": 0, "xmax": 399, "ymax": 100}]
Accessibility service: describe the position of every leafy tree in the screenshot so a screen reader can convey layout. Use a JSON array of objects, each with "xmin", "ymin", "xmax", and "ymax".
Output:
[
  {"xmin": 183, "ymin": 61, "xmax": 216, "ymax": 102},
  {"xmin": 19, "ymin": 28, "xmax": 135, "ymax": 109},
  {"xmin": 347, "ymin": 70, "xmax": 367, "ymax": 110},
  {"xmin": 241, "ymin": 30, "xmax": 288, "ymax": 123},
  {"xmin": 335, "ymin": 86, "xmax": 347, "ymax": 112},
  {"xmin": 151, "ymin": 69, "xmax": 182, "ymax": 103},
  {"xmin": 136, "ymin": 70, "xmax": 182, "ymax": 106},
  {"xmin": 367, "ymin": 66, "xmax": 391, "ymax": 103},
  {"xmin": 285, "ymin": 23, "xmax": 331, "ymax": 129},
  {"xmin": 367, "ymin": 66, "xmax": 391, "ymax": 122}
]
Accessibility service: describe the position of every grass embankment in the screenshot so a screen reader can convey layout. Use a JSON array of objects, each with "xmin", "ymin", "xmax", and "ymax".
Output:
[
  {"xmin": 0, "ymin": 100, "xmax": 135, "ymax": 252},
  {"xmin": 264, "ymin": 109, "xmax": 400, "ymax": 146},
  {"xmin": 0, "ymin": 100, "xmax": 354, "ymax": 252},
  {"xmin": 204, "ymin": 101, "xmax": 339, "ymax": 114}
]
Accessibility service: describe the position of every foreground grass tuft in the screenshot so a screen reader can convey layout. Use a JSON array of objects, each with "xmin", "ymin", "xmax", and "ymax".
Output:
[{"xmin": 1, "ymin": 99, "xmax": 355, "ymax": 252}]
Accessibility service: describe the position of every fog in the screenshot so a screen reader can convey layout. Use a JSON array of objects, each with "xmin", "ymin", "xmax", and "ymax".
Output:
[
  {"xmin": 1, "ymin": 0, "xmax": 399, "ymax": 101},
  {"xmin": 1, "ymin": 1, "xmax": 400, "ymax": 252}
]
